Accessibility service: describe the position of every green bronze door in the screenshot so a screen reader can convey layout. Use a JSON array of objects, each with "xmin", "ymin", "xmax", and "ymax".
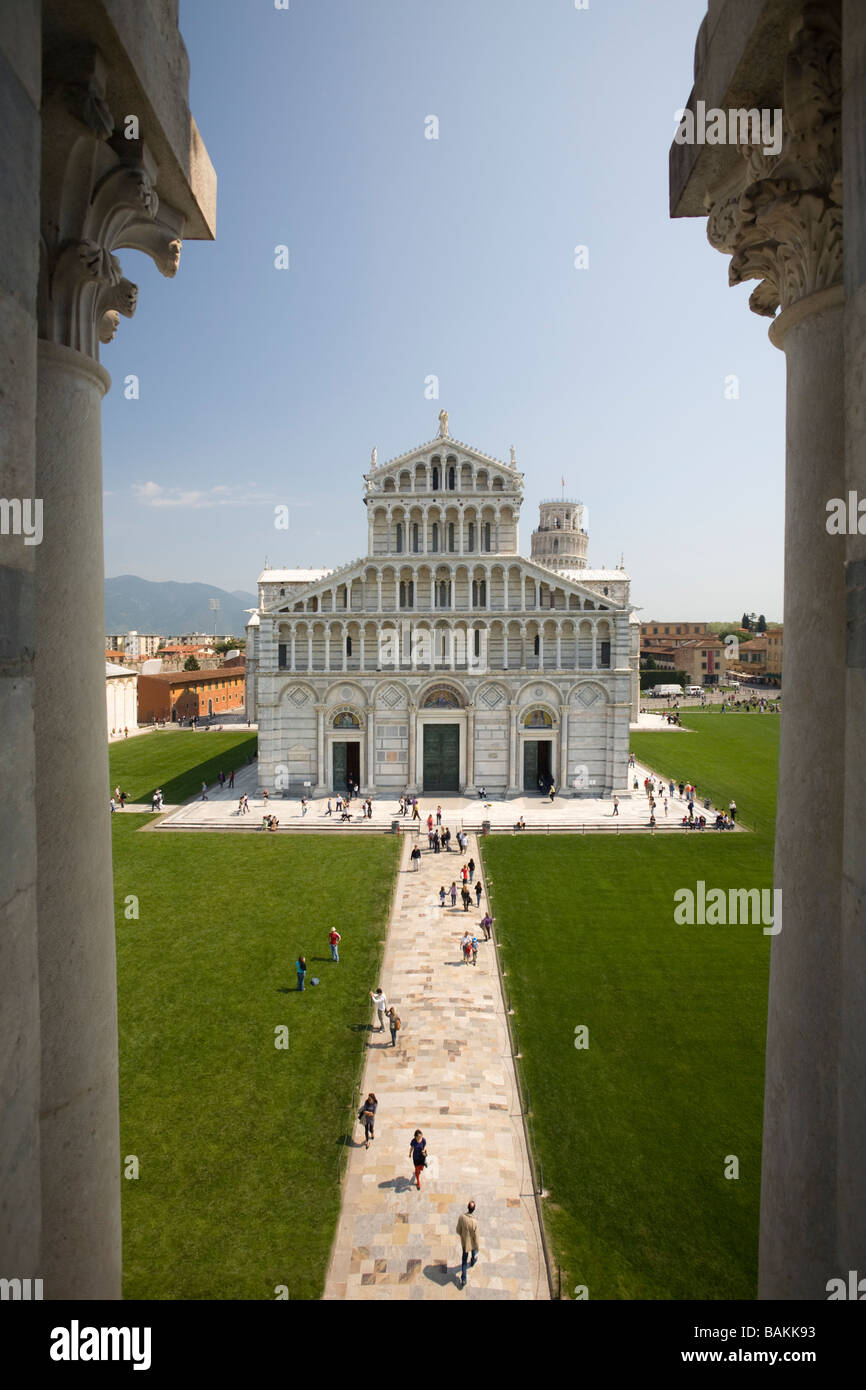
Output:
[
  {"xmin": 332, "ymin": 742, "xmax": 347, "ymax": 790},
  {"xmin": 523, "ymin": 740, "xmax": 539, "ymax": 791},
  {"xmin": 423, "ymin": 724, "xmax": 460, "ymax": 792}
]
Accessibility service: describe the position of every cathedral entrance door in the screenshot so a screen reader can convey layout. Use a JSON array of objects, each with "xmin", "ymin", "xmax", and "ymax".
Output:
[
  {"xmin": 423, "ymin": 724, "xmax": 459, "ymax": 793},
  {"xmin": 523, "ymin": 739, "xmax": 552, "ymax": 791},
  {"xmin": 333, "ymin": 741, "xmax": 360, "ymax": 791}
]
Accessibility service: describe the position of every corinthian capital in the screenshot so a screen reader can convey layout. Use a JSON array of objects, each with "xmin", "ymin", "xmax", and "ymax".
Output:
[
  {"xmin": 704, "ymin": 0, "xmax": 842, "ymax": 319},
  {"xmin": 39, "ymin": 47, "xmax": 186, "ymax": 358}
]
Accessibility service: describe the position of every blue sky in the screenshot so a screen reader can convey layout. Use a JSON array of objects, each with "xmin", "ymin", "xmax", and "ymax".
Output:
[{"xmin": 101, "ymin": 0, "xmax": 785, "ymax": 621}]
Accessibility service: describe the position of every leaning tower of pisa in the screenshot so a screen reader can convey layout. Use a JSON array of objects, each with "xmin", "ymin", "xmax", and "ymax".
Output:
[{"xmin": 530, "ymin": 499, "xmax": 589, "ymax": 571}]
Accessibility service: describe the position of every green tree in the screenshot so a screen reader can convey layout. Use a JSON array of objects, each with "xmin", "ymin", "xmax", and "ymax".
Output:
[
  {"xmin": 183, "ymin": 655, "xmax": 200, "ymax": 671},
  {"xmin": 756, "ymin": 614, "xmax": 767, "ymax": 633},
  {"xmin": 741, "ymin": 612, "xmax": 751, "ymax": 631}
]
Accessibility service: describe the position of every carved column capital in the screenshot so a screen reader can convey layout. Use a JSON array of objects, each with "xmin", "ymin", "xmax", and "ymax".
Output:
[
  {"xmin": 704, "ymin": 1, "xmax": 842, "ymax": 320},
  {"xmin": 39, "ymin": 47, "xmax": 186, "ymax": 359}
]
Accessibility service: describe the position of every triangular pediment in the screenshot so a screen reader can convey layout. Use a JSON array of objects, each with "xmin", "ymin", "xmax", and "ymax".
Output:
[{"xmin": 365, "ymin": 434, "xmax": 523, "ymax": 488}]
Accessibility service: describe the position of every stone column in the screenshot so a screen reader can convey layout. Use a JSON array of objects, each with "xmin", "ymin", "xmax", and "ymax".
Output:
[
  {"xmin": 699, "ymin": 4, "xmax": 849, "ymax": 1299},
  {"xmin": 289, "ymin": 629, "xmax": 296, "ymax": 672},
  {"xmin": 359, "ymin": 631, "xmax": 365, "ymax": 672},
  {"xmin": 324, "ymin": 627, "xmax": 331, "ymax": 674},
  {"xmin": 465, "ymin": 707, "xmax": 476, "ymax": 793},
  {"xmin": 307, "ymin": 631, "xmax": 313, "ymax": 671},
  {"xmin": 29, "ymin": 39, "xmax": 213, "ymax": 1298},
  {"xmin": 506, "ymin": 702, "xmax": 520, "ymax": 796},
  {"xmin": 839, "ymin": 0, "xmax": 866, "ymax": 1281},
  {"xmin": 503, "ymin": 631, "xmax": 509, "ymax": 671},
  {"xmin": 559, "ymin": 704, "xmax": 569, "ymax": 790},
  {"xmin": 0, "ymin": 0, "xmax": 41, "ymax": 1283},
  {"xmin": 376, "ymin": 572, "xmax": 382, "ymax": 612},
  {"xmin": 591, "ymin": 625, "xmax": 598, "ymax": 670},
  {"xmin": 315, "ymin": 704, "xmax": 326, "ymax": 792},
  {"xmin": 407, "ymin": 703, "xmax": 418, "ymax": 792},
  {"xmin": 365, "ymin": 714, "xmax": 375, "ymax": 795},
  {"xmin": 556, "ymin": 625, "xmax": 562, "ymax": 670}
]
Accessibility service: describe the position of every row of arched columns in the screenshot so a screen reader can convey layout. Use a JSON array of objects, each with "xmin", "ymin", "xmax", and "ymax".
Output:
[
  {"xmin": 368, "ymin": 502, "xmax": 514, "ymax": 557},
  {"xmin": 272, "ymin": 616, "xmax": 614, "ymax": 674},
  {"xmin": 289, "ymin": 563, "xmax": 611, "ymax": 614},
  {"xmin": 370, "ymin": 456, "xmax": 509, "ymax": 494}
]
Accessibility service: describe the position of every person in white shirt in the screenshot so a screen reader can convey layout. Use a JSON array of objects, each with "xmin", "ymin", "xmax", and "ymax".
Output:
[{"xmin": 370, "ymin": 987, "xmax": 388, "ymax": 1032}]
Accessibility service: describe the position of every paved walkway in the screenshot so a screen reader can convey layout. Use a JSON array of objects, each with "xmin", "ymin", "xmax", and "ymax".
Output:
[{"xmin": 322, "ymin": 834, "xmax": 549, "ymax": 1300}]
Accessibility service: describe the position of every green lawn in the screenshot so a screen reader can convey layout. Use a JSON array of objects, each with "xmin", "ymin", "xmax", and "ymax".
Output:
[
  {"xmin": 631, "ymin": 710, "xmax": 780, "ymax": 834},
  {"xmin": 480, "ymin": 713, "xmax": 779, "ymax": 1300},
  {"xmin": 109, "ymin": 730, "xmax": 257, "ymax": 804},
  {"xmin": 113, "ymin": 819, "xmax": 400, "ymax": 1298}
]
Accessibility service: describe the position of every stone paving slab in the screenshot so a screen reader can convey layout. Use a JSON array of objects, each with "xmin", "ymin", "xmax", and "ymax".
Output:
[{"xmin": 322, "ymin": 835, "xmax": 549, "ymax": 1300}]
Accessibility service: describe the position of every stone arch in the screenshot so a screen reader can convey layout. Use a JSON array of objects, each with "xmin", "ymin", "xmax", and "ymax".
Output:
[{"xmin": 418, "ymin": 677, "xmax": 467, "ymax": 709}]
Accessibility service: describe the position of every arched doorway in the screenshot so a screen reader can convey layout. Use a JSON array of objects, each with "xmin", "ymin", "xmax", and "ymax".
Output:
[{"xmin": 420, "ymin": 685, "xmax": 462, "ymax": 792}]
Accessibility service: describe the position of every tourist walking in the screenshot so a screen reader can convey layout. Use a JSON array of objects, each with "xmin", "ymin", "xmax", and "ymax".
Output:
[
  {"xmin": 456, "ymin": 1201, "xmax": 479, "ymax": 1287},
  {"xmin": 468, "ymin": 857, "xmax": 475, "ymax": 884},
  {"xmin": 411, "ymin": 845, "xmax": 421, "ymax": 871},
  {"xmin": 480, "ymin": 913, "xmax": 493, "ymax": 941},
  {"xmin": 439, "ymin": 886, "xmax": 447, "ymax": 909},
  {"xmin": 470, "ymin": 934, "xmax": 478, "ymax": 966},
  {"xmin": 301, "ymin": 796, "xmax": 308, "ymax": 816},
  {"xmin": 461, "ymin": 929, "xmax": 472, "ymax": 963},
  {"xmin": 229, "ymin": 768, "xmax": 234, "ymax": 789},
  {"xmin": 201, "ymin": 781, "xmax": 208, "ymax": 800},
  {"xmin": 474, "ymin": 880, "xmax": 482, "ymax": 908},
  {"xmin": 370, "ymin": 986, "xmax": 388, "ymax": 1032},
  {"xmin": 729, "ymin": 799, "xmax": 737, "ymax": 822},
  {"xmin": 549, "ymin": 783, "xmax": 556, "ymax": 802},
  {"xmin": 329, "ymin": 928, "xmax": 341, "ymax": 962},
  {"xmin": 461, "ymin": 884, "xmax": 472, "ymax": 913},
  {"xmin": 612, "ymin": 794, "xmax": 619, "ymax": 817},
  {"xmin": 450, "ymin": 881, "xmax": 458, "ymax": 908},
  {"xmin": 412, "ymin": 800, "xmax": 420, "ymax": 821},
  {"xmin": 326, "ymin": 799, "xmax": 333, "ymax": 816},
  {"xmin": 436, "ymin": 804, "xmax": 442, "ymax": 825},
  {"xmin": 388, "ymin": 1007, "xmax": 401, "ymax": 1048},
  {"xmin": 296, "ymin": 955, "xmax": 307, "ymax": 992},
  {"xmin": 409, "ymin": 1130, "xmax": 427, "ymax": 1189},
  {"xmin": 443, "ymin": 826, "xmax": 451, "ymax": 851},
  {"xmin": 359, "ymin": 1093, "xmax": 377, "ymax": 1149}
]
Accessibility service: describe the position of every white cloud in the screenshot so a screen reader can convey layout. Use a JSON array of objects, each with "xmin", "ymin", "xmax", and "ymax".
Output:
[{"xmin": 131, "ymin": 482, "xmax": 285, "ymax": 510}]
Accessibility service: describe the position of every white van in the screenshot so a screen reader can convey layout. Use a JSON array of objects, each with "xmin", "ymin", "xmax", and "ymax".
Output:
[{"xmin": 686, "ymin": 685, "xmax": 703, "ymax": 696}]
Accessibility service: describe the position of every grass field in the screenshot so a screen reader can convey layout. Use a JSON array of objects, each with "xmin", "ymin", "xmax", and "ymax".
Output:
[
  {"xmin": 109, "ymin": 730, "xmax": 257, "ymax": 804},
  {"xmin": 480, "ymin": 713, "xmax": 779, "ymax": 1300},
  {"xmin": 113, "ymin": 818, "xmax": 400, "ymax": 1298}
]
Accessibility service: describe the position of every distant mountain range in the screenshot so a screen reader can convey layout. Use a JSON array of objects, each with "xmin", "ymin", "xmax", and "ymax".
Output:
[{"xmin": 104, "ymin": 576, "xmax": 257, "ymax": 637}]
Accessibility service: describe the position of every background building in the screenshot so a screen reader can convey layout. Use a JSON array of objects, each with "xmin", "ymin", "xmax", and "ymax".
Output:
[
  {"xmin": 137, "ymin": 667, "xmax": 246, "ymax": 723},
  {"xmin": 105, "ymin": 660, "xmax": 137, "ymax": 737}
]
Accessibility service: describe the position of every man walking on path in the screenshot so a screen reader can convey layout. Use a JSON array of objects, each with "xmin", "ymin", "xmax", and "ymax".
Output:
[
  {"xmin": 456, "ymin": 1202, "xmax": 479, "ymax": 1287},
  {"xmin": 201, "ymin": 781, "xmax": 208, "ymax": 800},
  {"xmin": 461, "ymin": 884, "xmax": 472, "ymax": 913},
  {"xmin": 480, "ymin": 913, "xmax": 493, "ymax": 941},
  {"xmin": 474, "ymin": 880, "xmax": 483, "ymax": 908},
  {"xmin": 388, "ymin": 1007, "xmax": 401, "ymax": 1047},
  {"xmin": 468, "ymin": 857, "xmax": 475, "ymax": 884},
  {"xmin": 329, "ymin": 928, "xmax": 341, "ymax": 962},
  {"xmin": 229, "ymin": 768, "xmax": 234, "ymax": 789},
  {"xmin": 412, "ymin": 800, "xmax": 420, "ymax": 822},
  {"xmin": 450, "ymin": 881, "xmax": 458, "ymax": 908},
  {"xmin": 411, "ymin": 845, "xmax": 421, "ymax": 870},
  {"xmin": 729, "ymin": 799, "xmax": 737, "ymax": 822},
  {"xmin": 612, "ymin": 794, "xmax": 619, "ymax": 816},
  {"xmin": 370, "ymin": 987, "xmax": 388, "ymax": 1032}
]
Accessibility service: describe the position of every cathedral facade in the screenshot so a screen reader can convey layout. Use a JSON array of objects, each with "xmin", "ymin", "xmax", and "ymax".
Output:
[{"xmin": 247, "ymin": 420, "xmax": 639, "ymax": 799}]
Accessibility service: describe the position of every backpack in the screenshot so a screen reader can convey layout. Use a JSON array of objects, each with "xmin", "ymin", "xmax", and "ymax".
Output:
[{"xmin": 394, "ymin": 1016, "xmax": 401, "ymax": 1031}]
